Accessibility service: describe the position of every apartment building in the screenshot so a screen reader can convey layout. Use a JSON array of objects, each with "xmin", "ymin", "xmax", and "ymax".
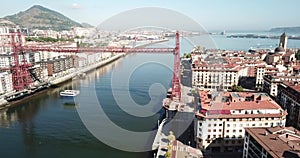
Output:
[
  {"xmin": 0, "ymin": 72, "xmax": 13, "ymax": 94},
  {"xmin": 243, "ymin": 126, "xmax": 300, "ymax": 158},
  {"xmin": 195, "ymin": 90, "xmax": 286, "ymax": 153},
  {"xmin": 192, "ymin": 62, "xmax": 248, "ymax": 91},
  {"xmin": 277, "ymin": 82, "xmax": 300, "ymax": 130},
  {"xmin": 263, "ymin": 75, "xmax": 300, "ymax": 97},
  {"xmin": 46, "ymin": 56, "xmax": 74, "ymax": 77}
]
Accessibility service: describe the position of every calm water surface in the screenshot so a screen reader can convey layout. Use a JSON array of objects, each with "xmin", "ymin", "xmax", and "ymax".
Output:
[{"xmin": 0, "ymin": 54, "xmax": 173, "ymax": 158}]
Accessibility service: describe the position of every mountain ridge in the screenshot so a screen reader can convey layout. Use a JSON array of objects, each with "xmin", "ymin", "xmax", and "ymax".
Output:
[
  {"xmin": 269, "ymin": 26, "xmax": 300, "ymax": 33},
  {"xmin": 1, "ymin": 5, "xmax": 84, "ymax": 31}
]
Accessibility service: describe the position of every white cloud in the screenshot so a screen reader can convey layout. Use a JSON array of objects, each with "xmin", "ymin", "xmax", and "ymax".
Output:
[{"xmin": 71, "ymin": 3, "xmax": 81, "ymax": 9}]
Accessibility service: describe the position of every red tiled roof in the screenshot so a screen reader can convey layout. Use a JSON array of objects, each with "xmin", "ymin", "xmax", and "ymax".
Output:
[
  {"xmin": 196, "ymin": 112, "xmax": 287, "ymax": 119},
  {"xmin": 210, "ymin": 100, "xmax": 281, "ymax": 111}
]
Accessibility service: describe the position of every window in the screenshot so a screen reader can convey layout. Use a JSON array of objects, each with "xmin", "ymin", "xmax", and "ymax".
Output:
[
  {"xmin": 207, "ymin": 140, "xmax": 211, "ymax": 143},
  {"xmin": 213, "ymin": 129, "xmax": 216, "ymax": 132},
  {"xmin": 208, "ymin": 124, "xmax": 211, "ymax": 127},
  {"xmin": 226, "ymin": 130, "xmax": 229, "ymax": 133},
  {"xmin": 207, "ymin": 135, "xmax": 211, "ymax": 139},
  {"xmin": 233, "ymin": 130, "xmax": 236, "ymax": 133},
  {"xmin": 265, "ymin": 123, "xmax": 268, "ymax": 126},
  {"xmin": 227, "ymin": 124, "xmax": 230, "ymax": 127},
  {"xmin": 219, "ymin": 124, "xmax": 222, "ymax": 126},
  {"xmin": 214, "ymin": 124, "xmax": 217, "ymax": 127},
  {"xmin": 239, "ymin": 129, "xmax": 243, "ymax": 133},
  {"xmin": 252, "ymin": 123, "xmax": 255, "ymax": 127},
  {"xmin": 199, "ymin": 123, "xmax": 202, "ymax": 126},
  {"xmin": 219, "ymin": 129, "xmax": 222, "ymax": 132},
  {"xmin": 208, "ymin": 129, "xmax": 211, "ymax": 132},
  {"xmin": 225, "ymin": 140, "xmax": 229, "ymax": 144}
]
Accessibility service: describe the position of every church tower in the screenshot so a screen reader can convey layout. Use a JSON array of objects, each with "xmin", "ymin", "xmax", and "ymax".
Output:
[{"xmin": 279, "ymin": 32, "xmax": 288, "ymax": 50}]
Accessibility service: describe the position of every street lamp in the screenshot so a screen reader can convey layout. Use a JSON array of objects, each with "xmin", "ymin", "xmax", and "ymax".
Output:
[{"xmin": 157, "ymin": 120, "xmax": 160, "ymax": 128}]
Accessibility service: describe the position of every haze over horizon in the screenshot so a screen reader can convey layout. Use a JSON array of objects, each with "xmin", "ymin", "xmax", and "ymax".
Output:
[{"xmin": 1, "ymin": 0, "xmax": 300, "ymax": 31}]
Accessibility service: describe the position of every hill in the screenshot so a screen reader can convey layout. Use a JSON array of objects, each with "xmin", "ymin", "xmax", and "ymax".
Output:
[
  {"xmin": 269, "ymin": 26, "xmax": 300, "ymax": 34},
  {"xmin": 1, "ymin": 5, "xmax": 82, "ymax": 31}
]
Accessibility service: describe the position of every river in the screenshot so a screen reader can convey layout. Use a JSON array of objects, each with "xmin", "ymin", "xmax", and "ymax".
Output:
[{"xmin": 0, "ymin": 53, "xmax": 173, "ymax": 158}]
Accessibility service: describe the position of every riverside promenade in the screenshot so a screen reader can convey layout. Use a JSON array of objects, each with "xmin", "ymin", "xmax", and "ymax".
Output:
[
  {"xmin": 48, "ymin": 53, "xmax": 125, "ymax": 85},
  {"xmin": 152, "ymin": 58, "xmax": 196, "ymax": 158}
]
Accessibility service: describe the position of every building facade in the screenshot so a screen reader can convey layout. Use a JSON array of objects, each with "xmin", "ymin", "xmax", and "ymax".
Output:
[
  {"xmin": 192, "ymin": 64, "xmax": 248, "ymax": 91},
  {"xmin": 195, "ymin": 91, "xmax": 286, "ymax": 153},
  {"xmin": 0, "ymin": 72, "xmax": 13, "ymax": 94},
  {"xmin": 263, "ymin": 75, "xmax": 300, "ymax": 97},
  {"xmin": 243, "ymin": 126, "xmax": 300, "ymax": 158},
  {"xmin": 277, "ymin": 82, "xmax": 300, "ymax": 130}
]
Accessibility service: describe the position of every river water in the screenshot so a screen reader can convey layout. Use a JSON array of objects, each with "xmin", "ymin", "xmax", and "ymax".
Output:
[
  {"xmin": 1, "ymin": 33, "xmax": 300, "ymax": 158},
  {"xmin": 0, "ymin": 53, "xmax": 173, "ymax": 158}
]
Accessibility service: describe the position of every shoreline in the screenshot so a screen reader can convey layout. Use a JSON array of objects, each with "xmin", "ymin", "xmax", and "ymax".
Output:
[
  {"xmin": 0, "ymin": 54, "xmax": 125, "ymax": 110},
  {"xmin": 0, "ymin": 38, "xmax": 169, "ymax": 110}
]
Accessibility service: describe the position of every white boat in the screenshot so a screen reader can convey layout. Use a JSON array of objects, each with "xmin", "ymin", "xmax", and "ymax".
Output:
[{"xmin": 60, "ymin": 90, "xmax": 80, "ymax": 97}]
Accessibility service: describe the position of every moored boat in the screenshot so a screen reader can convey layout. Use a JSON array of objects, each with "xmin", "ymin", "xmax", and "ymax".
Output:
[{"xmin": 59, "ymin": 90, "xmax": 80, "ymax": 97}]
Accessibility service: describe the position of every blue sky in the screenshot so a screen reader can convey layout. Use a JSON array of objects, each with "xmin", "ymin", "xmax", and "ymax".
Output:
[{"xmin": 1, "ymin": 0, "xmax": 300, "ymax": 31}]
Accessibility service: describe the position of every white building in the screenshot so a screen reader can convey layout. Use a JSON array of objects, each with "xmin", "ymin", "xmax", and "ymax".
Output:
[
  {"xmin": 255, "ymin": 65, "xmax": 266, "ymax": 90},
  {"xmin": 72, "ymin": 27, "xmax": 96, "ymax": 37},
  {"xmin": 0, "ymin": 72, "xmax": 13, "ymax": 94},
  {"xmin": 192, "ymin": 62, "xmax": 248, "ymax": 90},
  {"xmin": 195, "ymin": 91, "xmax": 286, "ymax": 153},
  {"xmin": 263, "ymin": 74, "xmax": 300, "ymax": 97}
]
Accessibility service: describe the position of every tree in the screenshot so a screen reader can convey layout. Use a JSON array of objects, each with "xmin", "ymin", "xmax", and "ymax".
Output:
[
  {"xmin": 183, "ymin": 52, "xmax": 191, "ymax": 58},
  {"xmin": 296, "ymin": 50, "xmax": 300, "ymax": 60},
  {"xmin": 231, "ymin": 85, "xmax": 244, "ymax": 92}
]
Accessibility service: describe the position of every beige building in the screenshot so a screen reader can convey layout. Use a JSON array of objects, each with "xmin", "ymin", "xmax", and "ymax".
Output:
[
  {"xmin": 192, "ymin": 62, "xmax": 248, "ymax": 90},
  {"xmin": 195, "ymin": 91, "xmax": 286, "ymax": 153}
]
